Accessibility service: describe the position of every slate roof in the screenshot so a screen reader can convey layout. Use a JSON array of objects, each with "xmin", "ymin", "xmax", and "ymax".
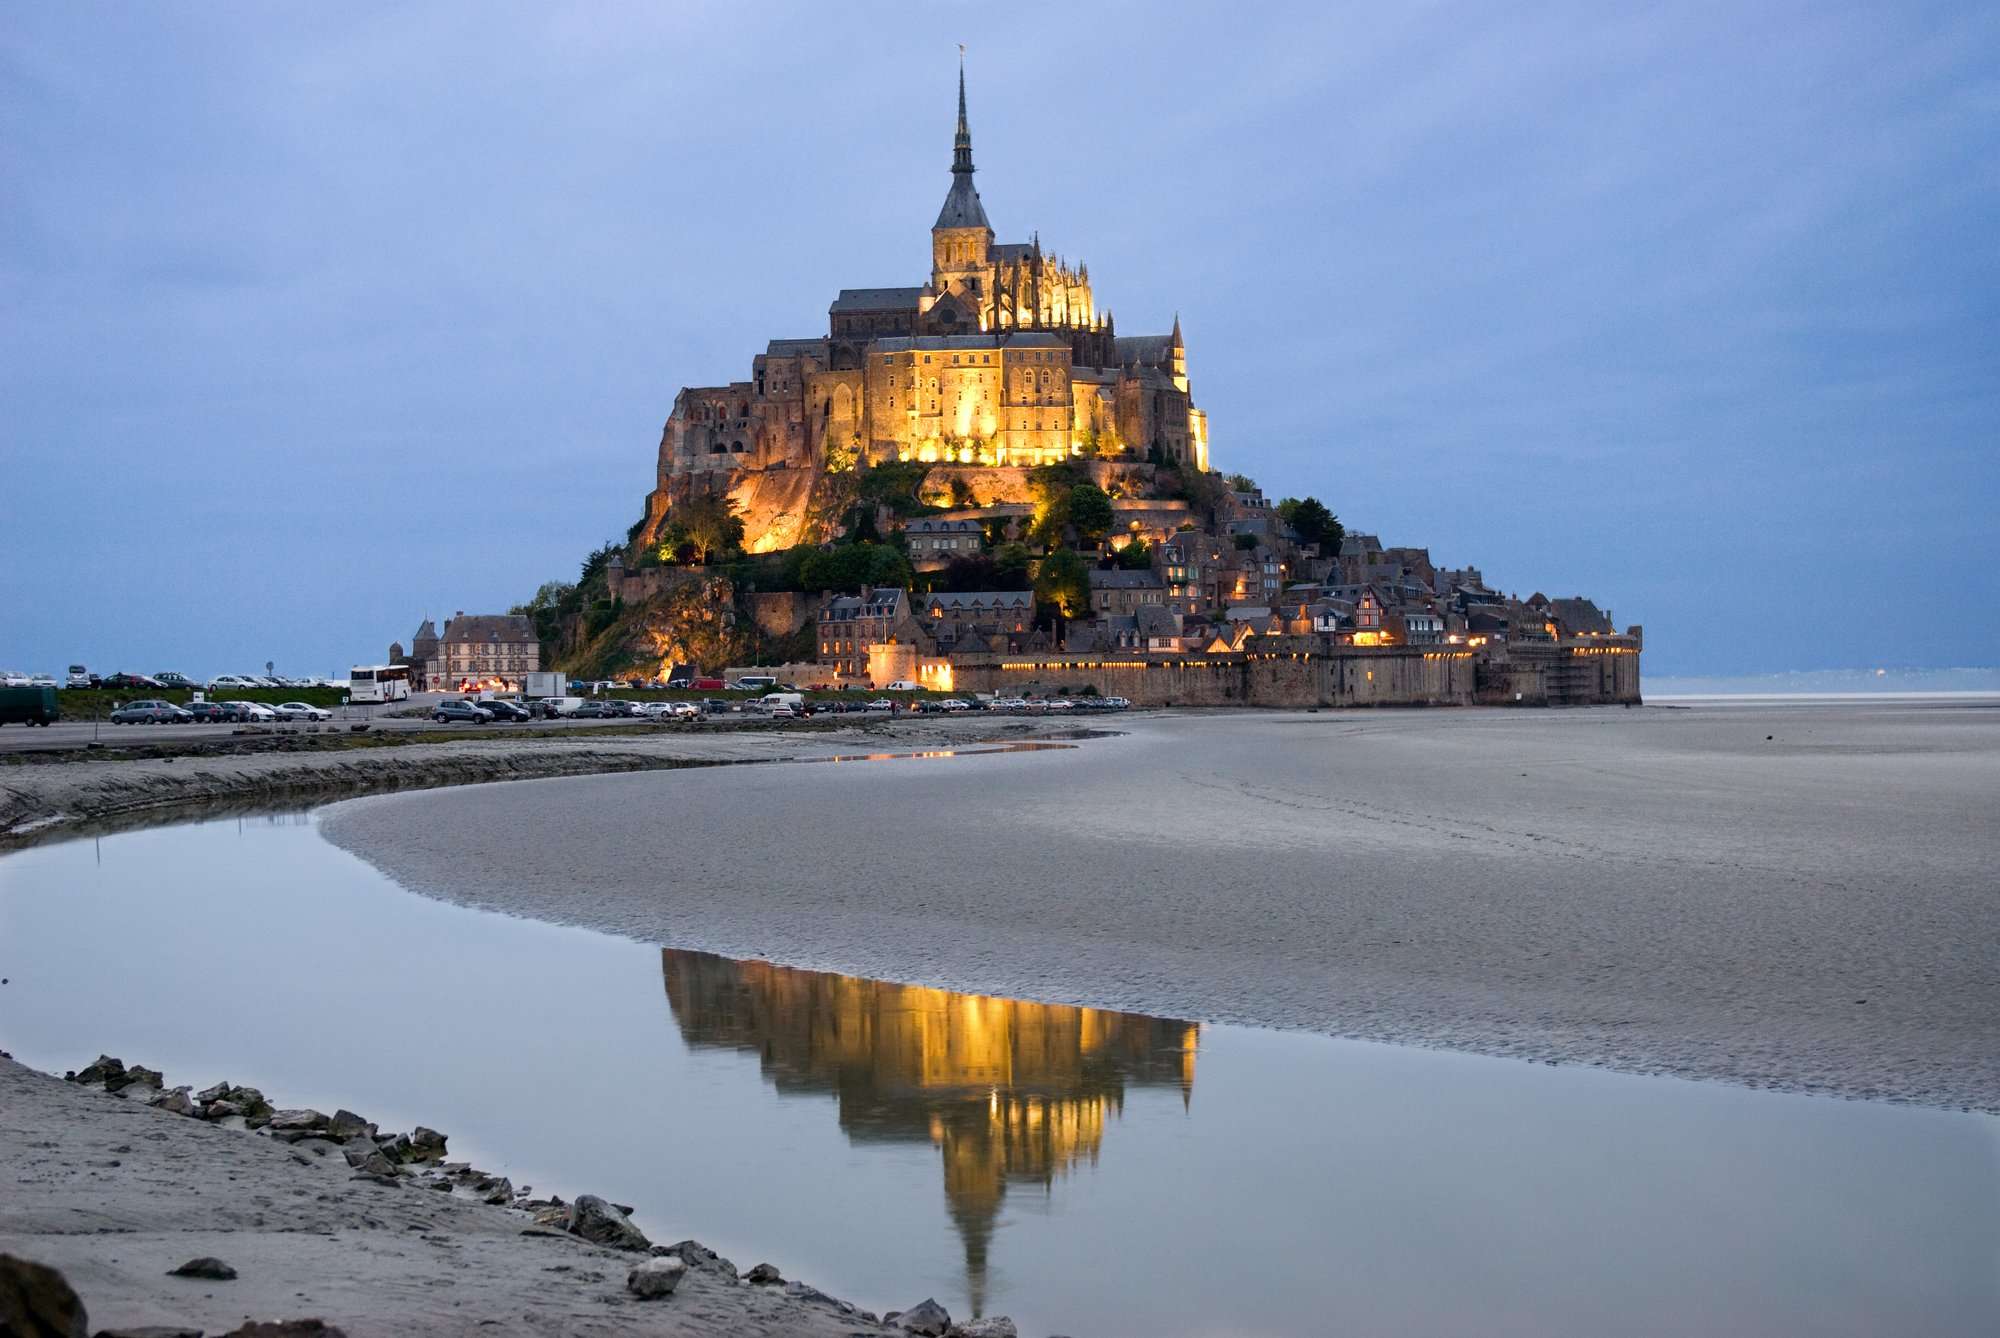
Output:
[
  {"xmin": 871, "ymin": 332, "xmax": 1068, "ymax": 352},
  {"xmin": 922, "ymin": 590, "xmax": 1032, "ymax": 613},
  {"xmin": 830, "ymin": 287, "xmax": 927, "ymax": 314},
  {"xmin": 441, "ymin": 614, "xmax": 535, "ymax": 646},
  {"xmin": 935, "ymin": 172, "xmax": 991, "ymax": 230},
  {"xmin": 1114, "ymin": 335, "xmax": 1174, "ymax": 366}
]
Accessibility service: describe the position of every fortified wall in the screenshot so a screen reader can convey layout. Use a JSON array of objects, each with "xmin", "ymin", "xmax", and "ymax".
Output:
[{"xmin": 949, "ymin": 641, "xmax": 1640, "ymax": 708}]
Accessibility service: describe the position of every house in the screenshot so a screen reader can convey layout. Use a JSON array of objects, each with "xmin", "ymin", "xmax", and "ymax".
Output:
[
  {"xmin": 437, "ymin": 613, "xmax": 540, "ymax": 689},
  {"xmin": 1088, "ymin": 567, "xmax": 1168, "ymax": 616},
  {"xmin": 905, "ymin": 518, "xmax": 986, "ymax": 568},
  {"xmin": 919, "ymin": 590, "xmax": 1033, "ymax": 651},
  {"xmin": 818, "ymin": 587, "xmax": 917, "ymax": 681}
]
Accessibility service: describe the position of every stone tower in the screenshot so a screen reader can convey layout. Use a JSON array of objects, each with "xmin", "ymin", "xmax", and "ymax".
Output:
[{"xmin": 930, "ymin": 57, "xmax": 992, "ymax": 333}]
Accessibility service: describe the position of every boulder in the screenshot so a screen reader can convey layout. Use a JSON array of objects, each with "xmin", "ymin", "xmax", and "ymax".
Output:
[
  {"xmin": 195, "ymin": 1081, "xmax": 233, "ymax": 1104},
  {"xmin": 71, "ymin": 1055, "xmax": 125, "ymax": 1088},
  {"xmin": 563, "ymin": 1195, "xmax": 650, "ymax": 1252},
  {"xmin": 744, "ymin": 1263, "xmax": 783, "ymax": 1286},
  {"xmin": 265, "ymin": 1109, "xmax": 329, "ymax": 1133},
  {"xmin": 219, "ymin": 1323, "xmax": 347, "ymax": 1337},
  {"xmin": 341, "ymin": 1140, "xmax": 399, "ymax": 1178},
  {"xmin": 656, "ymin": 1239, "xmax": 737, "ymax": 1281},
  {"xmin": 953, "ymin": 1319, "xmax": 1019, "ymax": 1338},
  {"xmin": 204, "ymin": 1099, "xmax": 244, "ymax": 1120},
  {"xmin": 407, "ymin": 1126, "xmax": 448, "ymax": 1160},
  {"xmin": 167, "ymin": 1256, "xmax": 237, "ymax": 1281},
  {"xmin": 149, "ymin": 1087, "xmax": 197, "ymax": 1117},
  {"xmin": 625, "ymin": 1256, "xmax": 686, "ymax": 1300},
  {"xmin": 892, "ymin": 1298, "xmax": 953, "ymax": 1335},
  {"xmin": 477, "ymin": 1177, "xmax": 514, "ymax": 1206},
  {"xmin": 327, "ymin": 1110, "xmax": 374, "ymax": 1140},
  {"xmin": 120, "ymin": 1066, "xmax": 165, "ymax": 1093},
  {"xmin": 97, "ymin": 1326, "xmax": 204, "ymax": 1337},
  {"xmin": 0, "ymin": 1252, "xmax": 88, "ymax": 1337}
]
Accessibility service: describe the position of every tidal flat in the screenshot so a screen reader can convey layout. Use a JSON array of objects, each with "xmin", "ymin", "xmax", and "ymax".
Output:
[{"xmin": 325, "ymin": 702, "xmax": 2000, "ymax": 1112}]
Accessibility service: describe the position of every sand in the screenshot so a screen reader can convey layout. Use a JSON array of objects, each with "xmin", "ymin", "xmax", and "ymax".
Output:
[{"xmin": 321, "ymin": 703, "xmax": 2000, "ymax": 1112}]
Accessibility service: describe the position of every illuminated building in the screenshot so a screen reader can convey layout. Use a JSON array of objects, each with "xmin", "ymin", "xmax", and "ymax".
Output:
[{"xmin": 641, "ymin": 61, "xmax": 1212, "ymax": 553}]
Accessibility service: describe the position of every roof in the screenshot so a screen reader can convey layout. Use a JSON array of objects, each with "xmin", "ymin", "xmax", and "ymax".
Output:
[
  {"xmin": 441, "ymin": 614, "xmax": 535, "ymax": 645},
  {"xmin": 830, "ymin": 287, "xmax": 927, "ymax": 314},
  {"xmin": 934, "ymin": 172, "xmax": 992, "ymax": 231},
  {"xmin": 1223, "ymin": 605, "xmax": 1274, "ymax": 622},
  {"xmin": 907, "ymin": 518, "xmax": 983, "ymax": 535},
  {"xmin": 1114, "ymin": 334, "xmax": 1174, "ymax": 366},
  {"xmin": 1134, "ymin": 605, "xmax": 1182, "ymax": 637},
  {"xmin": 922, "ymin": 590, "xmax": 1031, "ymax": 612},
  {"xmin": 1089, "ymin": 568, "xmax": 1165, "ymax": 590},
  {"xmin": 764, "ymin": 338, "xmax": 829, "ymax": 357}
]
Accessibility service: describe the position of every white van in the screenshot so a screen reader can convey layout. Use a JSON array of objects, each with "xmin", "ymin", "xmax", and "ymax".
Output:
[
  {"xmin": 758, "ymin": 692, "xmax": 805, "ymax": 713},
  {"xmin": 542, "ymin": 696, "xmax": 586, "ymax": 717},
  {"xmin": 883, "ymin": 680, "xmax": 923, "ymax": 692}
]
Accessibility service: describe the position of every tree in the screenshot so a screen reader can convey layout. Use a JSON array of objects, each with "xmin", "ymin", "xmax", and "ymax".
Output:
[
  {"xmin": 678, "ymin": 494, "xmax": 745, "ymax": 565},
  {"xmin": 990, "ymin": 542, "xmax": 1033, "ymax": 588},
  {"xmin": 1277, "ymin": 496, "xmax": 1341, "ymax": 550},
  {"xmin": 1033, "ymin": 548, "xmax": 1092, "ymax": 621},
  {"xmin": 579, "ymin": 541, "xmax": 622, "ymax": 586},
  {"xmin": 1114, "ymin": 537, "xmax": 1153, "ymax": 570},
  {"xmin": 799, "ymin": 542, "xmax": 910, "ymax": 594},
  {"xmin": 1066, "ymin": 484, "xmax": 1114, "ymax": 547}
]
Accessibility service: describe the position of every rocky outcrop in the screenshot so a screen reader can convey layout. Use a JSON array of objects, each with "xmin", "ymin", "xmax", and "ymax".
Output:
[{"xmin": 626, "ymin": 1255, "xmax": 687, "ymax": 1300}]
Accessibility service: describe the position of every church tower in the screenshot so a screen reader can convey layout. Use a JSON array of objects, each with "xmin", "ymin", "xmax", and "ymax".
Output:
[{"xmin": 930, "ymin": 57, "xmax": 992, "ymax": 333}]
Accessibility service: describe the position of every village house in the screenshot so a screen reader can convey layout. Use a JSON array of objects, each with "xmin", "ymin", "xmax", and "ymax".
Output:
[
  {"xmin": 436, "ymin": 612, "xmax": 540, "ymax": 688},
  {"xmin": 1089, "ymin": 567, "xmax": 1168, "ymax": 616},
  {"xmin": 818, "ymin": 588, "xmax": 917, "ymax": 681},
  {"xmin": 905, "ymin": 518, "xmax": 986, "ymax": 569}
]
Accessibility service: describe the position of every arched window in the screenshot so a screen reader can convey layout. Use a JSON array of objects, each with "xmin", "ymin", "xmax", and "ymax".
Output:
[{"xmin": 730, "ymin": 440, "xmax": 745, "ymax": 453}]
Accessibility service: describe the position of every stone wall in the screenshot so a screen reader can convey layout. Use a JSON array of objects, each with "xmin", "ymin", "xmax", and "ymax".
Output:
[{"xmin": 951, "ymin": 640, "xmax": 1640, "ymax": 709}]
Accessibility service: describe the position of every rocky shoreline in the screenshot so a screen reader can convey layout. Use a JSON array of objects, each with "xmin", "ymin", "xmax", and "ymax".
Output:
[
  {"xmin": 0, "ymin": 717, "xmax": 1089, "ymax": 853},
  {"xmin": 0, "ymin": 1052, "xmax": 1032, "ymax": 1337}
]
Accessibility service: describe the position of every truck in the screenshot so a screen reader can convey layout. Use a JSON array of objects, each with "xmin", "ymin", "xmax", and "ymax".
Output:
[
  {"xmin": 522, "ymin": 672, "xmax": 566, "ymax": 700},
  {"xmin": 0, "ymin": 685, "xmax": 61, "ymax": 727}
]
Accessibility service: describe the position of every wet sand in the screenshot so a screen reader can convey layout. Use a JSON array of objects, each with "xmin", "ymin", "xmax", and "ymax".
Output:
[{"xmin": 324, "ymin": 703, "xmax": 2000, "ymax": 1111}]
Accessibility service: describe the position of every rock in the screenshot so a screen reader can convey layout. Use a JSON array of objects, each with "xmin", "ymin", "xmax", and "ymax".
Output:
[
  {"xmin": 407, "ymin": 1126, "xmax": 448, "ymax": 1160},
  {"xmin": 892, "ymin": 1298, "xmax": 952, "ymax": 1335},
  {"xmin": 218, "ymin": 1323, "xmax": 347, "ymax": 1337},
  {"xmin": 784, "ymin": 1280, "xmax": 845, "ymax": 1308},
  {"xmin": 167, "ymin": 1256, "xmax": 237, "ymax": 1281},
  {"xmin": 0, "ymin": 1252, "xmax": 88, "ymax": 1337},
  {"xmin": 477, "ymin": 1177, "xmax": 513, "ymax": 1205},
  {"xmin": 71, "ymin": 1055, "xmax": 126, "ymax": 1088},
  {"xmin": 952, "ymin": 1319, "xmax": 1018, "ymax": 1338},
  {"xmin": 204, "ymin": 1099, "xmax": 244, "ymax": 1120},
  {"xmin": 148, "ymin": 1087, "xmax": 197, "ymax": 1117},
  {"xmin": 530, "ymin": 1205, "xmax": 569, "ymax": 1228},
  {"xmin": 195, "ymin": 1081, "xmax": 233, "ymax": 1104},
  {"xmin": 119, "ymin": 1066, "xmax": 165, "ymax": 1093},
  {"xmin": 426, "ymin": 1177, "xmax": 454, "ymax": 1192},
  {"xmin": 744, "ymin": 1262, "xmax": 783, "ymax": 1286},
  {"xmin": 96, "ymin": 1328, "xmax": 204, "ymax": 1337},
  {"xmin": 564, "ymin": 1195, "xmax": 650, "ymax": 1252},
  {"xmin": 327, "ymin": 1109, "xmax": 374, "ymax": 1140},
  {"xmin": 265, "ymin": 1109, "xmax": 329, "ymax": 1133},
  {"xmin": 341, "ymin": 1140, "xmax": 399, "ymax": 1178},
  {"xmin": 625, "ymin": 1256, "xmax": 687, "ymax": 1300},
  {"xmin": 656, "ymin": 1239, "xmax": 738, "ymax": 1281}
]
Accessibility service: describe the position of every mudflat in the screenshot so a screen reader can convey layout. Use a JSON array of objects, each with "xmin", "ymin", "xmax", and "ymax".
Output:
[{"xmin": 325, "ymin": 702, "xmax": 2000, "ymax": 1111}]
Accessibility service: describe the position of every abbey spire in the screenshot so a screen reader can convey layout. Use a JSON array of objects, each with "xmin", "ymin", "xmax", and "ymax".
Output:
[{"xmin": 933, "ymin": 53, "xmax": 991, "ymax": 232}]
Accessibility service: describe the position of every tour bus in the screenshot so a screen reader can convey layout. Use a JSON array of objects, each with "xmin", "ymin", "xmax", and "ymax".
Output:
[{"xmin": 349, "ymin": 664, "xmax": 412, "ymax": 703}]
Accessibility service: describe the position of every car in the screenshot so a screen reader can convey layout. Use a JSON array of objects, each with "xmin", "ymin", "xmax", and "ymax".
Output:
[
  {"xmin": 224, "ymin": 700, "xmax": 278, "ymax": 723},
  {"xmin": 155, "ymin": 672, "xmax": 200, "ymax": 690},
  {"xmin": 569, "ymin": 701, "xmax": 619, "ymax": 719},
  {"xmin": 209, "ymin": 674, "xmax": 257, "ymax": 690},
  {"xmin": 865, "ymin": 698, "xmax": 894, "ymax": 711},
  {"xmin": 273, "ymin": 701, "xmax": 332, "ymax": 722},
  {"xmin": 102, "ymin": 672, "xmax": 164, "ymax": 690},
  {"xmin": 432, "ymin": 701, "xmax": 493, "ymax": 723},
  {"xmin": 26, "ymin": 673, "xmax": 59, "ymax": 688},
  {"xmin": 0, "ymin": 671, "xmax": 32, "ymax": 688},
  {"xmin": 183, "ymin": 701, "xmax": 232, "ymax": 723},
  {"xmin": 66, "ymin": 665, "xmax": 93, "ymax": 689},
  {"xmin": 938, "ymin": 699, "xmax": 970, "ymax": 711},
  {"xmin": 882, "ymin": 680, "xmax": 923, "ymax": 692},
  {"xmin": 110, "ymin": 699, "xmax": 192, "ymax": 724},
  {"xmin": 473, "ymin": 699, "xmax": 531, "ymax": 722}
]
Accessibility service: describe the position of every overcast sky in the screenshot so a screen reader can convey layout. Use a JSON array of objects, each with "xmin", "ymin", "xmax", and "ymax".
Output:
[{"xmin": 4, "ymin": 2, "xmax": 1995, "ymax": 679}]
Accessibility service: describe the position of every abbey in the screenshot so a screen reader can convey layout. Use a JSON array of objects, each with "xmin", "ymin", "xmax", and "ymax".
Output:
[{"xmin": 642, "ymin": 65, "xmax": 1208, "ymax": 549}]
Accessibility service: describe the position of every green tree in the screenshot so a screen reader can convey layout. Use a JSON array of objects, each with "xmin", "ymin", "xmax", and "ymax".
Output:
[
  {"xmin": 799, "ymin": 542, "xmax": 911, "ymax": 594},
  {"xmin": 1066, "ymin": 484, "xmax": 1114, "ymax": 547},
  {"xmin": 1114, "ymin": 537, "xmax": 1153, "ymax": 570},
  {"xmin": 1277, "ymin": 496, "xmax": 1341, "ymax": 550},
  {"xmin": 991, "ymin": 542, "xmax": 1033, "ymax": 588},
  {"xmin": 1033, "ymin": 548, "xmax": 1092, "ymax": 620},
  {"xmin": 579, "ymin": 541, "xmax": 622, "ymax": 586},
  {"xmin": 678, "ymin": 494, "xmax": 745, "ymax": 565}
]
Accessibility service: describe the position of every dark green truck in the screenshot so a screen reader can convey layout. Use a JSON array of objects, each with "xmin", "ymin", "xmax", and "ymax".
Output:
[{"xmin": 0, "ymin": 685, "xmax": 61, "ymax": 726}]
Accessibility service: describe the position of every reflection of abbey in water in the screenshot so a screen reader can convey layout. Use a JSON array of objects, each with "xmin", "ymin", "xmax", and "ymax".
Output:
[{"xmin": 661, "ymin": 949, "xmax": 1197, "ymax": 1313}]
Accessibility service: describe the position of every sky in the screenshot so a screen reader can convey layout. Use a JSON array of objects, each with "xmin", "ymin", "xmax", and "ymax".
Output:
[{"xmin": 3, "ymin": 2, "xmax": 1995, "ymax": 679}]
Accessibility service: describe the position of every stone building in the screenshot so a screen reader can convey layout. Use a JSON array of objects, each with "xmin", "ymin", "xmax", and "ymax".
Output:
[
  {"xmin": 642, "ymin": 62, "xmax": 1210, "ymax": 551},
  {"xmin": 905, "ymin": 517, "xmax": 986, "ymax": 568},
  {"xmin": 436, "ymin": 612, "xmax": 540, "ymax": 689},
  {"xmin": 817, "ymin": 588, "xmax": 918, "ymax": 682}
]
